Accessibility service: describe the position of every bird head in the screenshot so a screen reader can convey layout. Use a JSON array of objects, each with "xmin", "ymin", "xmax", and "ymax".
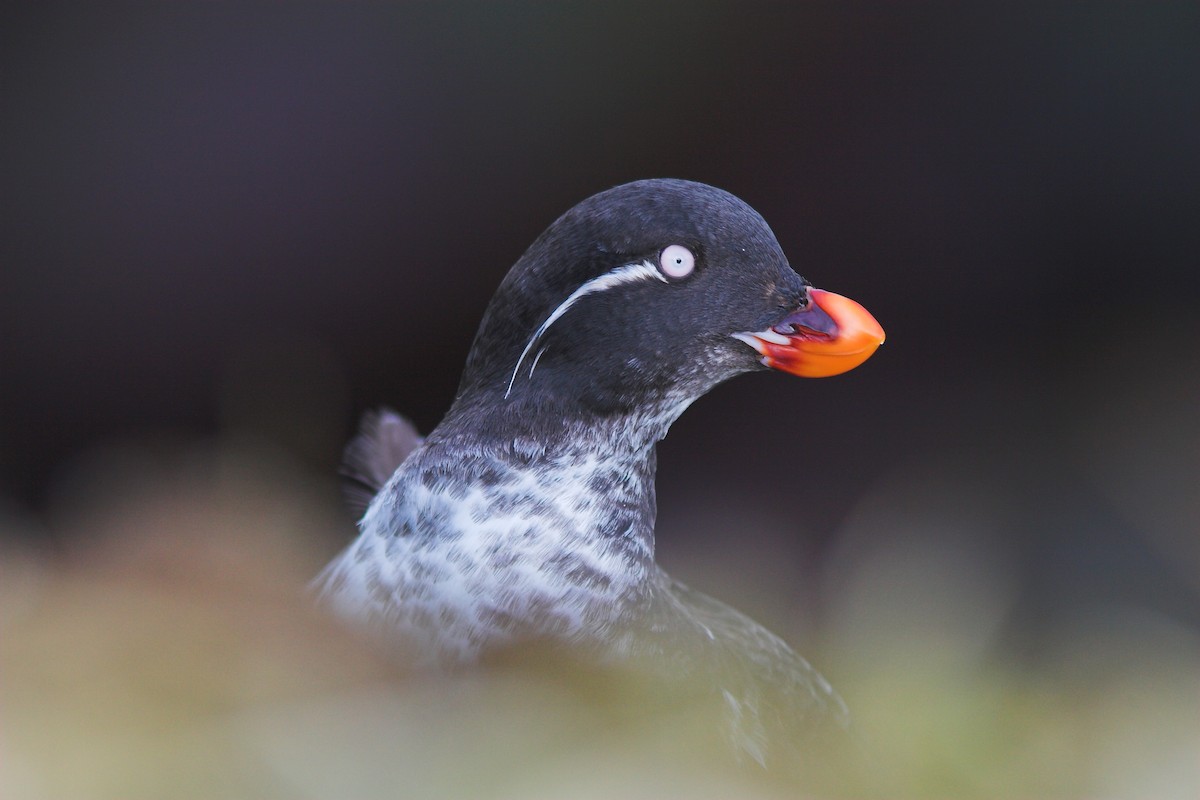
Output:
[{"xmin": 455, "ymin": 179, "xmax": 884, "ymax": 426}]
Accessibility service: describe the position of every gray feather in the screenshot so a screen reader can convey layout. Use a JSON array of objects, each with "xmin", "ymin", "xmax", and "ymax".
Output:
[{"xmin": 340, "ymin": 408, "xmax": 423, "ymax": 518}]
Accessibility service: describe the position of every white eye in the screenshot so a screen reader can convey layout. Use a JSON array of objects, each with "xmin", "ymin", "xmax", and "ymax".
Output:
[{"xmin": 659, "ymin": 244, "xmax": 695, "ymax": 279}]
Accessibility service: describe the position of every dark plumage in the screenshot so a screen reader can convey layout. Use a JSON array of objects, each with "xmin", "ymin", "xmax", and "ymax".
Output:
[{"xmin": 314, "ymin": 179, "xmax": 884, "ymax": 765}]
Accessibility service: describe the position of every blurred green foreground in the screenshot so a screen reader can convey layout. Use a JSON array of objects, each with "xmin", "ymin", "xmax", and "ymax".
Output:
[{"xmin": 2, "ymin": 438, "xmax": 1197, "ymax": 800}]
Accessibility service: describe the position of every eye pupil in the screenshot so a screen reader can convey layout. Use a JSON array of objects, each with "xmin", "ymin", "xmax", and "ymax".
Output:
[{"xmin": 659, "ymin": 244, "xmax": 695, "ymax": 278}]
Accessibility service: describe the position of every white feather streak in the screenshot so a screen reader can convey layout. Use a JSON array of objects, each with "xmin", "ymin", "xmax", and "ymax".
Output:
[{"xmin": 505, "ymin": 261, "xmax": 665, "ymax": 398}]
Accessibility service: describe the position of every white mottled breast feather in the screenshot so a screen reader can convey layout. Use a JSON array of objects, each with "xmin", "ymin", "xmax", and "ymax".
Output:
[{"xmin": 314, "ymin": 439, "xmax": 656, "ymax": 666}]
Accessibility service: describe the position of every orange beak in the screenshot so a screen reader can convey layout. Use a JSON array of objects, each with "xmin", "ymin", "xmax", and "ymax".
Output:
[{"xmin": 733, "ymin": 288, "xmax": 885, "ymax": 378}]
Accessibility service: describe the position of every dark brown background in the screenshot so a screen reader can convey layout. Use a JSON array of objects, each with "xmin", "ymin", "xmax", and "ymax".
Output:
[{"xmin": 3, "ymin": 3, "xmax": 1198, "ymax": 654}]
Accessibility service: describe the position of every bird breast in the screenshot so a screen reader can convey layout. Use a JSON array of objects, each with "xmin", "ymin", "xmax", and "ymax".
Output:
[{"xmin": 316, "ymin": 441, "xmax": 658, "ymax": 665}]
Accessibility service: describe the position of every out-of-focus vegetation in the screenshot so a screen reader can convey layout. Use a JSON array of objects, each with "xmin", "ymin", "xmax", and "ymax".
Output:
[
  {"xmin": 4, "ymin": 2, "xmax": 1198, "ymax": 797},
  {"xmin": 3, "ymin": 426, "xmax": 1196, "ymax": 799}
]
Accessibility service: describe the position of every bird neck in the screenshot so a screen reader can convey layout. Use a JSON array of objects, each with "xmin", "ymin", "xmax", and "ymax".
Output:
[
  {"xmin": 439, "ymin": 384, "xmax": 697, "ymax": 457},
  {"xmin": 420, "ymin": 391, "xmax": 697, "ymax": 570}
]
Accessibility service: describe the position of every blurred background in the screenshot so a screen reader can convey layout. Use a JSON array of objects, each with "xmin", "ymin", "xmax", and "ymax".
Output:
[{"xmin": 2, "ymin": 3, "xmax": 1198, "ymax": 798}]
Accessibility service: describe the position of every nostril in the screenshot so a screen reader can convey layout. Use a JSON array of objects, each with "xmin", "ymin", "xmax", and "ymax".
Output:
[{"xmin": 773, "ymin": 289, "xmax": 810, "ymax": 328}]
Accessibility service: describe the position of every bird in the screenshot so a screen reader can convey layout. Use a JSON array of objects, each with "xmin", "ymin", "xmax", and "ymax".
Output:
[{"xmin": 314, "ymin": 178, "xmax": 884, "ymax": 766}]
